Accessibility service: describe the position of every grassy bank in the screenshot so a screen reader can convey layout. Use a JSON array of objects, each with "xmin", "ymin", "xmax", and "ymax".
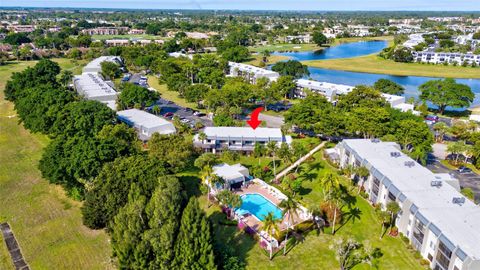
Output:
[
  {"xmin": 303, "ymin": 54, "xmax": 480, "ymax": 79},
  {"xmin": 0, "ymin": 60, "xmax": 113, "ymax": 270},
  {"xmin": 242, "ymin": 54, "xmax": 291, "ymax": 67},
  {"xmin": 202, "ymin": 149, "xmax": 424, "ymax": 270},
  {"xmin": 331, "ymin": 35, "xmax": 394, "ymax": 46}
]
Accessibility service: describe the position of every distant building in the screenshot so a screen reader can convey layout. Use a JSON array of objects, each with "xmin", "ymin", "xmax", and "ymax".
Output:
[
  {"xmin": 117, "ymin": 109, "xmax": 176, "ymax": 140},
  {"xmin": 333, "ymin": 139, "xmax": 480, "ymax": 270},
  {"xmin": 82, "ymin": 27, "xmax": 128, "ymax": 35},
  {"xmin": 227, "ymin": 62, "xmax": 280, "ymax": 84},
  {"xmin": 10, "ymin": 25, "xmax": 35, "ymax": 33},
  {"xmin": 412, "ymin": 51, "xmax": 480, "ymax": 66},
  {"xmin": 284, "ymin": 34, "xmax": 311, "ymax": 43},
  {"xmin": 128, "ymin": 29, "xmax": 146, "ymax": 35},
  {"xmin": 105, "ymin": 39, "xmax": 130, "ymax": 47},
  {"xmin": 186, "ymin": 32, "xmax": 209, "ymax": 39},
  {"xmin": 194, "ymin": 127, "xmax": 292, "ymax": 153}
]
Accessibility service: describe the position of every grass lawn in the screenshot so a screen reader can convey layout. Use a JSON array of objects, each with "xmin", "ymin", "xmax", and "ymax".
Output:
[
  {"xmin": 303, "ymin": 53, "xmax": 480, "ymax": 79},
  {"xmin": 200, "ymin": 147, "xmax": 426, "ymax": 270},
  {"xmin": 0, "ymin": 60, "xmax": 113, "ymax": 270},
  {"xmin": 242, "ymin": 54, "xmax": 291, "ymax": 67},
  {"xmin": 147, "ymin": 76, "xmax": 209, "ymax": 113}
]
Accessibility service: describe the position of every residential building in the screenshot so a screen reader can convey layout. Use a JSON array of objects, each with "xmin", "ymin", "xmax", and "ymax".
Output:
[
  {"xmin": 294, "ymin": 79, "xmax": 353, "ymax": 101},
  {"xmin": 193, "ymin": 127, "xmax": 292, "ymax": 153},
  {"xmin": 82, "ymin": 56, "xmax": 123, "ymax": 73},
  {"xmin": 10, "ymin": 25, "xmax": 35, "ymax": 33},
  {"xmin": 334, "ymin": 139, "xmax": 480, "ymax": 270},
  {"xmin": 105, "ymin": 39, "xmax": 130, "ymax": 46},
  {"xmin": 73, "ymin": 72, "xmax": 118, "ymax": 110},
  {"xmin": 117, "ymin": 109, "xmax": 176, "ymax": 140},
  {"xmin": 284, "ymin": 34, "xmax": 312, "ymax": 43},
  {"xmin": 128, "ymin": 29, "xmax": 146, "ymax": 35},
  {"xmin": 228, "ymin": 62, "xmax": 280, "ymax": 84},
  {"xmin": 82, "ymin": 27, "xmax": 128, "ymax": 35},
  {"xmin": 382, "ymin": 93, "xmax": 418, "ymax": 114},
  {"xmin": 210, "ymin": 163, "xmax": 251, "ymax": 190},
  {"xmin": 403, "ymin": 33, "xmax": 425, "ymax": 48},
  {"xmin": 186, "ymin": 31, "xmax": 209, "ymax": 39},
  {"xmin": 412, "ymin": 51, "xmax": 480, "ymax": 65}
]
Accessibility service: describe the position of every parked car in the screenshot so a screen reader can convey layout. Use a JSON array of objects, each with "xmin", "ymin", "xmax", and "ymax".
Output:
[
  {"xmin": 181, "ymin": 119, "xmax": 190, "ymax": 124},
  {"xmin": 425, "ymin": 115, "xmax": 439, "ymax": 123},
  {"xmin": 163, "ymin": 112, "xmax": 174, "ymax": 118},
  {"xmin": 457, "ymin": 166, "xmax": 472, "ymax": 174}
]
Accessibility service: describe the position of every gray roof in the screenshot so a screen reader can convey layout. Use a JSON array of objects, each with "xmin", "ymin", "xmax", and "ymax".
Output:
[
  {"xmin": 203, "ymin": 127, "xmax": 284, "ymax": 141},
  {"xmin": 117, "ymin": 109, "xmax": 176, "ymax": 133},
  {"xmin": 82, "ymin": 56, "xmax": 122, "ymax": 73},
  {"xmin": 342, "ymin": 139, "xmax": 480, "ymax": 260},
  {"xmin": 73, "ymin": 72, "xmax": 117, "ymax": 101}
]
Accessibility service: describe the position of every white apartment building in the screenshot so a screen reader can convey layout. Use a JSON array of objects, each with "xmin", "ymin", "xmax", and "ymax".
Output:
[
  {"xmin": 82, "ymin": 56, "xmax": 123, "ymax": 73},
  {"xmin": 73, "ymin": 72, "xmax": 118, "ymax": 110},
  {"xmin": 284, "ymin": 34, "xmax": 312, "ymax": 43},
  {"xmin": 117, "ymin": 109, "xmax": 176, "ymax": 140},
  {"xmin": 334, "ymin": 139, "xmax": 480, "ymax": 270},
  {"xmin": 193, "ymin": 127, "xmax": 292, "ymax": 153},
  {"xmin": 412, "ymin": 51, "xmax": 480, "ymax": 65},
  {"xmin": 228, "ymin": 62, "xmax": 280, "ymax": 84},
  {"xmin": 403, "ymin": 33, "xmax": 425, "ymax": 48}
]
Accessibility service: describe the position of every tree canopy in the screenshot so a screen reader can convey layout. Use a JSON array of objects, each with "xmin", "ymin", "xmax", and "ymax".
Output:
[
  {"xmin": 419, "ymin": 78, "xmax": 474, "ymax": 114},
  {"xmin": 373, "ymin": 79, "xmax": 405, "ymax": 95},
  {"xmin": 271, "ymin": 60, "xmax": 310, "ymax": 79},
  {"xmin": 118, "ymin": 83, "xmax": 160, "ymax": 110}
]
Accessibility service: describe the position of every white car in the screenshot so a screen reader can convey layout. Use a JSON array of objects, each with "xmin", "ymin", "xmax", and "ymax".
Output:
[{"xmin": 180, "ymin": 119, "xmax": 190, "ymax": 124}]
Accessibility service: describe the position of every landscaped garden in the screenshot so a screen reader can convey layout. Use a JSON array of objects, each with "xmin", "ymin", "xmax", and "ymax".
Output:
[{"xmin": 200, "ymin": 147, "xmax": 427, "ymax": 270}]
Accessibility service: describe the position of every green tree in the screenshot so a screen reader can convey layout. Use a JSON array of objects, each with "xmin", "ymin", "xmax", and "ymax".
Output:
[
  {"xmin": 433, "ymin": 122, "xmax": 448, "ymax": 142},
  {"xmin": 174, "ymin": 198, "xmax": 216, "ymax": 270},
  {"xmin": 59, "ymin": 70, "xmax": 74, "ymax": 87},
  {"xmin": 279, "ymin": 196, "xmax": 300, "ymax": 256},
  {"xmin": 331, "ymin": 238, "xmax": 368, "ymax": 270},
  {"xmin": 419, "ymin": 78, "xmax": 474, "ymax": 114},
  {"xmin": 386, "ymin": 201, "xmax": 400, "ymax": 233},
  {"xmin": 262, "ymin": 212, "xmax": 280, "ymax": 260},
  {"xmin": 271, "ymin": 60, "xmax": 310, "ymax": 79},
  {"xmin": 82, "ymin": 154, "xmax": 164, "ymax": 229},
  {"xmin": 373, "ymin": 79, "xmax": 405, "ymax": 95},
  {"xmin": 144, "ymin": 176, "xmax": 186, "ymax": 269},
  {"xmin": 271, "ymin": 75, "xmax": 296, "ymax": 99},
  {"xmin": 118, "ymin": 83, "xmax": 160, "ymax": 109},
  {"xmin": 312, "ymin": 31, "xmax": 328, "ymax": 46},
  {"xmin": 216, "ymin": 190, "xmax": 242, "ymax": 218},
  {"xmin": 392, "ymin": 47, "xmax": 413, "ymax": 63},
  {"xmin": 221, "ymin": 45, "xmax": 250, "ymax": 62},
  {"xmin": 320, "ymin": 172, "xmax": 341, "ymax": 234},
  {"xmin": 100, "ymin": 61, "xmax": 121, "ymax": 80},
  {"xmin": 148, "ymin": 133, "xmax": 195, "ymax": 172},
  {"xmin": 267, "ymin": 141, "xmax": 279, "ymax": 181}
]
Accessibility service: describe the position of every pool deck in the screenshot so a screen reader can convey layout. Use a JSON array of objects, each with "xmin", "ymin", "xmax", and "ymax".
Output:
[{"xmin": 234, "ymin": 182, "xmax": 306, "ymax": 232}]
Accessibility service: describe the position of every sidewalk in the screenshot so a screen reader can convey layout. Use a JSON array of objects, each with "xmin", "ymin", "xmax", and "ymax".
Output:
[{"xmin": 274, "ymin": 141, "xmax": 326, "ymax": 181}]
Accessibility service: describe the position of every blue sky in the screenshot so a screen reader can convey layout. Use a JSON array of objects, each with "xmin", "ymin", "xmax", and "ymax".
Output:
[{"xmin": 1, "ymin": 0, "xmax": 479, "ymax": 11}]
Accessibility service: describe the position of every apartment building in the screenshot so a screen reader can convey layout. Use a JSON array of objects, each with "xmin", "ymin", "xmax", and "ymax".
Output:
[
  {"xmin": 117, "ymin": 109, "xmax": 176, "ymax": 140},
  {"xmin": 82, "ymin": 56, "xmax": 123, "ymax": 73},
  {"xmin": 412, "ymin": 51, "xmax": 480, "ymax": 65},
  {"xmin": 193, "ymin": 127, "xmax": 292, "ymax": 153},
  {"xmin": 334, "ymin": 139, "xmax": 480, "ymax": 270},
  {"xmin": 82, "ymin": 27, "xmax": 128, "ymax": 35},
  {"xmin": 228, "ymin": 62, "xmax": 280, "ymax": 84},
  {"xmin": 73, "ymin": 72, "xmax": 118, "ymax": 110},
  {"xmin": 284, "ymin": 34, "xmax": 312, "ymax": 43}
]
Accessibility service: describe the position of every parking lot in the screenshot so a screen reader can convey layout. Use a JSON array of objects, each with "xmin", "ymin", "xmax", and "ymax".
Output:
[{"xmin": 426, "ymin": 156, "xmax": 480, "ymax": 203}]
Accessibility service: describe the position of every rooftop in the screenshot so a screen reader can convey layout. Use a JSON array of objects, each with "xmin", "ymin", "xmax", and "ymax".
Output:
[
  {"xmin": 73, "ymin": 72, "xmax": 117, "ymax": 100},
  {"xmin": 117, "ymin": 109, "xmax": 175, "ymax": 132},
  {"xmin": 82, "ymin": 56, "xmax": 122, "ymax": 73},
  {"xmin": 341, "ymin": 139, "xmax": 480, "ymax": 259},
  {"xmin": 228, "ymin": 62, "xmax": 280, "ymax": 78},
  {"xmin": 296, "ymin": 79, "xmax": 354, "ymax": 95},
  {"xmin": 203, "ymin": 127, "xmax": 285, "ymax": 141}
]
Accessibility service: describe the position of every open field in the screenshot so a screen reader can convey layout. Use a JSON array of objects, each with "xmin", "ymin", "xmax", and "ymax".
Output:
[
  {"xmin": 242, "ymin": 54, "xmax": 291, "ymax": 67},
  {"xmin": 0, "ymin": 60, "xmax": 113, "ymax": 270},
  {"xmin": 201, "ymin": 149, "xmax": 425, "ymax": 270},
  {"xmin": 303, "ymin": 54, "xmax": 480, "ymax": 79}
]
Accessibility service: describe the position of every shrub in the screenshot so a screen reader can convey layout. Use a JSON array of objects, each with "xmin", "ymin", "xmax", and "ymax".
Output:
[
  {"xmin": 414, "ymin": 251, "xmax": 422, "ymax": 259},
  {"xmin": 320, "ymin": 202, "xmax": 343, "ymax": 225},
  {"xmin": 420, "ymin": 259, "xmax": 430, "ymax": 266}
]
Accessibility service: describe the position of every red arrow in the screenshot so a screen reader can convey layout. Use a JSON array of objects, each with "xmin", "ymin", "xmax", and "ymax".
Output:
[{"xmin": 247, "ymin": 107, "xmax": 263, "ymax": 130}]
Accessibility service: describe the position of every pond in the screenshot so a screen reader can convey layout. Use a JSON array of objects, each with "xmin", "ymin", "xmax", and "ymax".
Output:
[{"xmin": 273, "ymin": 41, "xmax": 480, "ymax": 106}]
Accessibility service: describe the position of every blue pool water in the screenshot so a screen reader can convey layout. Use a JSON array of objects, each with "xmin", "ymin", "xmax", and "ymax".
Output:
[{"xmin": 238, "ymin": 194, "xmax": 283, "ymax": 221}]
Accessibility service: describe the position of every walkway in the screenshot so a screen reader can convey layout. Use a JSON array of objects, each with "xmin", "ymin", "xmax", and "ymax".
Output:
[
  {"xmin": 274, "ymin": 141, "xmax": 326, "ymax": 182},
  {"xmin": 1, "ymin": 223, "xmax": 29, "ymax": 270}
]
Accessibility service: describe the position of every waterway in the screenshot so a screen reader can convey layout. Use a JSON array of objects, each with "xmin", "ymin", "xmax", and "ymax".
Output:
[{"xmin": 273, "ymin": 41, "xmax": 480, "ymax": 106}]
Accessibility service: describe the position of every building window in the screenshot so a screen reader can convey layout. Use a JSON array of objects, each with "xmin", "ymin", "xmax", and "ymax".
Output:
[
  {"xmin": 435, "ymin": 241, "xmax": 453, "ymax": 270},
  {"xmin": 428, "ymin": 254, "xmax": 433, "ymax": 262},
  {"xmin": 412, "ymin": 219, "xmax": 425, "ymax": 249}
]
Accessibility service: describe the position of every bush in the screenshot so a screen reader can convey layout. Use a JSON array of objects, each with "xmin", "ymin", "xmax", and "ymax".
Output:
[
  {"xmin": 320, "ymin": 202, "xmax": 343, "ymax": 225},
  {"xmin": 413, "ymin": 251, "xmax": 422, "ymax": 259},
  {"xmin": 420, "ymin": 259, "xmax": 430, "ymax": 266}
]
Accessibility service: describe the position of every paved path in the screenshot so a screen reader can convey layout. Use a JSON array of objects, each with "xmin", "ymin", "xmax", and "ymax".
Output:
[
  {"xmin": 1, "ymin": 223, "xmax": 29, "ymax": 270},
  {"xmin": 274, "ymin": 141, "xmax": 326, "ymax": 182}
]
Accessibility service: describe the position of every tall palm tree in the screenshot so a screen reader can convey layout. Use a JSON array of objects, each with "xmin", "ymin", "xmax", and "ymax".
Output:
[
  {"xmin": 262, "ymin": 212, "xmax": 280, "ymax": 260},
  {"xmin": 266, "ymin": 141, "xmax": 279, "ymax": 181},
  {"xmin": 201, "ymin": 165, "xmax": 214, "ymax": 203},
  {"xmin": 320, "ymin": 172, "xmax": 341, "ymax": 234},
  {"xmin": 217, "ymin": 190, "xmax": 242, "ymax": 219},
  {"xmin": 279, "ymin": 196, "xmax": 300, "ymax": 256},
  {"xmin": 354, "ymin": 166, "xmax": 369, "ymax": 194},
  {"xmin": 447, "ymin": 141, "xmax": 466, "ymax": 165},
  {"xmin": 386, "ymin": 201, "xmax": 400, "ymax": 233}
]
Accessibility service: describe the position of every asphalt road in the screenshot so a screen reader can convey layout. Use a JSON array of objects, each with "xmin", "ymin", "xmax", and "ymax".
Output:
[{"xmin": 258, "ymin": 113, "xmax": 284, "ymax": 128}]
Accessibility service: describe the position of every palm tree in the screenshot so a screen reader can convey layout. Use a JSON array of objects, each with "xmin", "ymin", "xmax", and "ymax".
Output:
[
  {"xmin": 216, "ymin": 189, "xmax": 242, "ymax": 219},
  {"xmin": 266, "ymin": 141, "xmax": 279, "ymax": 181},
  {"xmin": 279, "ymin": 196, "xmax": 300, "ymax": 256},
  {"xmin": 386, "ymin": 201, "xmax": 400, "ymax": 233},
  {"xmin": 262, "ymin": 212, "xmax": 280, "ymax": 260},
  {"xmin": 378, "ymin": 210, "xmax": 390, "ymax": 239},
  {"xmin": 151, "ymin": 105, "xmax": 161, "ymax": 115},
  {"xmin": 200, "ymin": 165, "xmax": 214, "ymax": 203},
  {"xmin": 447, "ymin": 141, "xmax": 466, "ymax": 165},
  {"xmin": 291, "ymin": 141, "xmax": 307, "ymax": 173},
  {"xmin": 198, "ymin": 132, "xmax": 207, "ymax": 143},
  {"xmin": 261, "ymin": 50, "xmax": 271, "ymax": 63},
  {"xmin": 320, "ymin": 172, "xmax": 341, "ymax": 234},
  {"xmin": 354, "ymin": 166, "xmax": 369, "ymax": 194},
  {"xmin": 433, "ymin": 122, "xmax": 448, "ymax": 142}
]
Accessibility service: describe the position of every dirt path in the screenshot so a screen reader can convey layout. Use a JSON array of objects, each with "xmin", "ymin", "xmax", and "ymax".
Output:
[{"xmin": 0, "ymin": 223, "xmax": 29, "ymax": 270}]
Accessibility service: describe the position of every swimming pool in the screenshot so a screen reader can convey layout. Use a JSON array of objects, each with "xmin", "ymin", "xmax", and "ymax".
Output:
[{"xmin": 237, "ymin": 193, "xmax": 283, "ymax": 221}]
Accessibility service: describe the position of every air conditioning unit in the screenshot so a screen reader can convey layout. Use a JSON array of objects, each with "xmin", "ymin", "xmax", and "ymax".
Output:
[
  {"xmin": 430, "ymin": 180, "xmax": 442, "ymax": 187},
  {"xmin": 404, "ymin": 161, "xmax": 415, "ymax": 167},
  {"xmin": 371, "ymin": 138, "xmax": 380, "ymax": 143},
  {"xmin": 390, "ymin": 152, "xmax": 401, "ymax": 157},
  {"xmin": 452, "ymin": 197, "xmax": 466, "ymax": 205}
]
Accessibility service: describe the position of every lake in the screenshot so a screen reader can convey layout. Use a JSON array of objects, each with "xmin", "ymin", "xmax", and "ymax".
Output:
[{"xmin": 273, "ymin": 41, "xmax": 480, "ymax": 106}]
